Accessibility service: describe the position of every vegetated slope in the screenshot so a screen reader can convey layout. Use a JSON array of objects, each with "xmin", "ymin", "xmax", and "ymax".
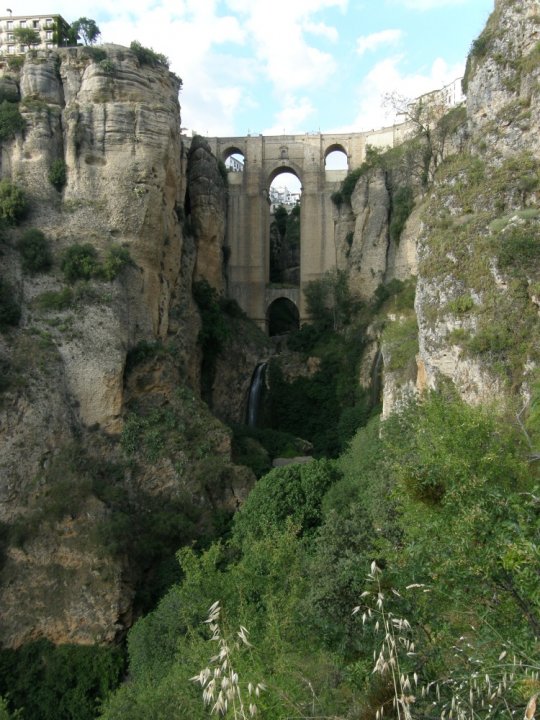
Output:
[{"xmin": 99, "ymin": 1, "xmax": 540, "ymax": 718}]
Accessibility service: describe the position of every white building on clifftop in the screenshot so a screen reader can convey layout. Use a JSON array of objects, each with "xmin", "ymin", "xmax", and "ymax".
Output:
[{"xmin": 0, "ymin": 13, "xmax": 69, "ymax": 55}]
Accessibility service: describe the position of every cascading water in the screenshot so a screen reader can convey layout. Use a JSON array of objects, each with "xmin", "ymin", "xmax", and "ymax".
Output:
[
  {"xmin": 370, "ymin": 349, "xmax": 383, "ymax": 407},
  {"xmin": 246, "ymin": 362, "xmax": 267, "ymax": 427}
]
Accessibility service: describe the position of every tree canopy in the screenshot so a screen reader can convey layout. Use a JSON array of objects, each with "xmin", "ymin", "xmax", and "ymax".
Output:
[{"xmin": 71, "ymin": 17, "xmax": 101, "ymax": 46}]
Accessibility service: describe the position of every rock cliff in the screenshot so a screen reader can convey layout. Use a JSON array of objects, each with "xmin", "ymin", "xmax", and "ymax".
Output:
[
  {"xmin": 414, "ymin": 0, "xmax": 540, "ymax": 406},
  {"xmin": 337, "ymin": 0, "xmax": 539, "ymax": 416},
  {"xmin": 0, "ymin": 45, "xmax": 252, "ymax": 648}
]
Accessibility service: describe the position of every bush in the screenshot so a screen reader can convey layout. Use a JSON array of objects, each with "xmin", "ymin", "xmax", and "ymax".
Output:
[
  {"xmin": 129, "ymin": 41, "xmax": 169, "ymax": 68},
  {"xmin": 102, "ymin": 245, "xmax": 132, "ymax": 280},
  {"xmin": 0, "ymin": 100, "xmax": 24, "ymax": 142},
  {"xmin": 0, "ymin": 180, "xmax": 27, "ymax": 225},
  {"xmin": 0, "ymin": 639, "xmax": 125, "ymax": 720},
  {"xmin": 35, "ymin": 287, "xmax": 73, "ymax": 312},
  {"xmin": 17, "ymin": 229, "xmax": 52, "ymax": 274},
  {"xmin": 48, "ymin": 159, "xmax": 67, "ymax": 191},
  {"xmin": 389, "ymin": 185, "xmax": 414, "ymax": 243},
  {"xmin": 498, "ymin": 225, "xmax": 540, "ymax": 270},
  {"xmin": 232, "ymin": 459, "xmax": 341, "ymax": 544},
  {"xmin": 99, "ymin": 59, "xmax": 116, "ymax": 75},
  {"xmin": 381, "ymin": 315, "xmax": 419, "ymax": 371},
  {"xmin": 60, "ymin": 243, "xmax": 99, "ymax": 283},
  {"xmin": 0, "ymin": 278, "xmax": 20, "ymax": 330}
]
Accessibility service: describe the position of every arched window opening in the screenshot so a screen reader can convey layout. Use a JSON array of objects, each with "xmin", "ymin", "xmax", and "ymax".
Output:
[
  {"xmin": 325, "ymin": 149, "xmax": 348, "ymax": 170},
  {"xmin": 325, "ymin": 147, "xmax": 348, "ymax": 182},
  {"xmin": 224, "ymin": 150, "xmax": 245, "ymax": 172},
  {"xmin": 267, "ymin": 298, "xmax": 299, "ymax": 336},
  {"xmin": 269, "ymin": 170, "xmax": 301, "ymax": 286}
]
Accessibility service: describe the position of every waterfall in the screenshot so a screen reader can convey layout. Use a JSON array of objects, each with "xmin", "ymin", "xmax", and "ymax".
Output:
[
  {"xmin": 370, "ymin": 349, "xmax": 383, "ymax": 407},
  {"xmin": 246, "ymin": 362, "xmax": 267, "ymax": 427}
]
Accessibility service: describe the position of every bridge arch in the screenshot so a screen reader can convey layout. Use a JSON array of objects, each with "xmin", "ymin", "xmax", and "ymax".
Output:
[
  {"xmin": 324, "ymin": 143, "xmax": 349, "ymax": 171},
  {"xmin": 267, "ymin": 163, "xmax": 303, "ymax": 187},
  {"xmin": 266, "ymin": 296, "xmax": 300, "ymax": 336},
  {"xmin": 223, "ymin": 146, "xmax": 245, "ymax": 174}
]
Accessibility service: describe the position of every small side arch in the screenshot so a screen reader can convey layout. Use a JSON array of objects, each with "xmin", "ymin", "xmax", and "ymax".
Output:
[
  {"xmin": 223, "ymin": 146, "xmax": 246, "ymax": 172},
  {"xmin": 267, "ymin": 297, "xmax": 300, "ymax": 336},
  {"xmin": 324, "ymin": 144, "xmax": 349, "ymax": 172}
]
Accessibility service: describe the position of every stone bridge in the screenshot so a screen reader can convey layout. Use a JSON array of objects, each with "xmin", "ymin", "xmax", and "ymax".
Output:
[{"xmin": 206, "ymin": 124, "xmax": 409, "ymax": 332}]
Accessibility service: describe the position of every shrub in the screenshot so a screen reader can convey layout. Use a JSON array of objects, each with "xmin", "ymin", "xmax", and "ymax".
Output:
[
  {"xmin": 129, "ymin": 41, "xmax": 170, "ymax": 68},
  {"xmin": 83, "ymin": 46, "xmax": 106, "ymax": 62},
  {"xmin": 447, "ymin": 294, "xmax": 474, "ymax": 314},
  {"xmin": 48, "ymin": 159, "xmax": 67, "ymax": 191},
  {"xmin": 340, "ymin": 167, "xmax": 364, "ymax": 204},
  {"xmin": 102, "ymin": 245, "xmax": 132, "ymax": 280},
  {"xmin": 389, "ymin": 185, "xmax": 414, "ymax": 243},
  {"xmin": 498, "ymin": 225, "xmax": 540, "ymax": 270},
  {"xmin": 0, "ymin": 180, "xmax": 27, "ymax": 225},
  {"xmin": 99, "ymin": 59, "xmax": 116, "ymax": 75},
  {"xmin": 232, "ymin": 458, "xmax": 341, "ymax": 544},
  {"xmin": 0, "ymin": 100, "xmax": 25, "ymax": 141},
  {"xmin": 0, "ymin": 278, "xmax": 20, "ymax": 330},
  {"xmin": 17, "ymin": 229, "xmax": 52, "ymax": 274},
  {"xmin": 0, "ymin": 639, "xmax": 125, "ymax": 720},
  {"xmin": 381, "ymin": 315, "xmax": 419, "ymax": 371},
  {"xmin": 60, "ymin": 243, "xmax": 99, "ymax": 283},
  {"xmin": 35, "ymin": 287, "xmax": 73, "ymax": 312}
]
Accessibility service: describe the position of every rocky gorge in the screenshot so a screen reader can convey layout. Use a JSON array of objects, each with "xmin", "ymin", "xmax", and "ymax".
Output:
[{"xmin": 0, "ymin": 0, "xmax": 539, "ymax": 716}]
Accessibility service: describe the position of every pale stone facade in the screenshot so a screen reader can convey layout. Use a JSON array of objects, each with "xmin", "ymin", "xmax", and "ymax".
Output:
[{"xmin": 0, "ymin": 14, "xmax": 68, "ymax": 55}]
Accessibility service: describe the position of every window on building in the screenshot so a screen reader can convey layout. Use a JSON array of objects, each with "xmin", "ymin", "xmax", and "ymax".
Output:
[
  {"xmin": 46, "ymin": 42, "xmax": 53, "ymax": 49},
  {"xmin": 33, "ymin": 20, "xmax": 39, "ymax": 29},
  {"xmin": 45, "ymin": 18, "xmax": 53, "ymax": 27},
  {"xmin": 19, "ymin": 20, "xmax": 26, "ymax": 28},
  {"xmin": 7, "ymin": 44, "xmax": 15, "ymax": 53},
  {"xmin": 7, "ymin": 33, "xmax": 14, "ymax": 41},
  {"xmin": 46, "ymin": 30, "xmax": 52, "ymax": 39},
  {"xmin": 7, "ymin": 20, "xmax": 12, "ymax": 29}
]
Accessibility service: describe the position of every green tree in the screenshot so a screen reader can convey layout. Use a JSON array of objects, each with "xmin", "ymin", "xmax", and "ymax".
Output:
[
  {"xmin": 0, "ymin": 278, "xmax": 20, "ymax": 329},
  {"xmin": 17, "ymin": 229, "xmax": 52, "ymax": 274},
  {"xmin": 71, "ymin": 18, "xmax": 101, "ymax": 46},
  {"xmin": 12, "ymin": 27, "xmax": 39, "ymax": 46},
  {"xmin": 232, "ymin": 459, "xmax": 341, "ymax": 544},
  {"xmin": 0, "ymin": 101, "xmax": 25, "ymax": 142},
  {"xmin": 48, "ymin": 159, "xmax": 67, "ymax": 191},
  {"xmin": 60, "ymin": 243, "xmax": 100, "ymax": 283},
  {"xmin": 0, "ymin": 181, "xmax": 27, "ymax": 225}
]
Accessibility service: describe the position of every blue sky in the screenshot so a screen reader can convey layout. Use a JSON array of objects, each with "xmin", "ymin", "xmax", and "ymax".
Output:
[{"xmin": 15, "ymin": 0, "xmax": 493, "ymax": 136}]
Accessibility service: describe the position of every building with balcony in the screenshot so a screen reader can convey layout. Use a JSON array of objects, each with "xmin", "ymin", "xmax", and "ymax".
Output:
[{"xmin": 0, "ymin": 14, "xmax": 69, "ymax": 55}]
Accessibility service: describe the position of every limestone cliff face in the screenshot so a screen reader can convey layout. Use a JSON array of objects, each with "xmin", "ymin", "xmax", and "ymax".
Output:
[
  {"xmin": 466, "ymin": 0, "xmax": 540, "ymax": 158},
  {"xmin": 0, "ymin": 46, "xmax": 251, "ymax": 648},
  {"xmin": 2, "ymin": 45, "xmax": 186, "ymax": 433},
  {"xmin": 187, "ymin": 135, "xmax": 227, "ymax": 292},
  {"xmin": 334, "ymin": 168, "xmax": 418, "ymax": 302},
  {"xmin": 413, "ymin": 0, "xmax": 540, "ymax": 408}
]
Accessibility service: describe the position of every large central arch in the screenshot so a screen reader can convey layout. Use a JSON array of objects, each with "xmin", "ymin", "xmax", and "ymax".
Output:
[{"xmin": 268, "ymin": 166, "xmax": 301, "ymax": 287}]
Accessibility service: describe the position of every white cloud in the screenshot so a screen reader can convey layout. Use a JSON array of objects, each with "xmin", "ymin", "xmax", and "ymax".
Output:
[
  {"xmin": 304, "ymin": 21, "xmax": 339, "ymax": 42},
  {"xmin": 389, "ymin": 0, "xmax": 467, "ymax": 8},
  {"xmin": 332, "ymin": 54, "xmax": 464, "ymax": 132},
  {"xmin": 356, "ymin": 29, "xmax": 403, "ymax": 56},
  {"xmin": 262, "ymin": 95, "xmax": 316, "ymax": 135},
  {"xmin": 224, "ymin": 0, "xmax": 346, "ymax": 93}
]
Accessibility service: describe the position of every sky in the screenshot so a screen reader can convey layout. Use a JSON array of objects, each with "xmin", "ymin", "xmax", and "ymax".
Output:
[{"xmin": 11, "ymin": 0, "xmax": 493, "ymax": 137}]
